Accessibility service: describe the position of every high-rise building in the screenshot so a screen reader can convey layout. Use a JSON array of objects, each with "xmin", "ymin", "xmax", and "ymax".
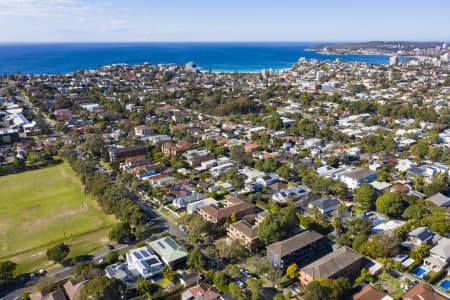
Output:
[{"xmin": 389, "ymin": 55, "xmax": 399, "ymax": 66}]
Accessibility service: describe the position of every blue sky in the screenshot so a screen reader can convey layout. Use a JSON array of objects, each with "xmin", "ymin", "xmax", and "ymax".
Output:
[{"xmin": 0, "ymin": 0, "xmax": 449, "ymax": 42}]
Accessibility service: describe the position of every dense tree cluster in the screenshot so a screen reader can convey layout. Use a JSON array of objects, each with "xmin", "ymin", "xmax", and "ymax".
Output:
[{"xmin": 258, "ymin": 205, "xmax": 299, "ymax": 245}]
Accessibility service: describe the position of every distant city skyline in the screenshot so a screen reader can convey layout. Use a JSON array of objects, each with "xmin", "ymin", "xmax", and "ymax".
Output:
[{"xmin": 0, "ymin": 0, "xmax": 449, "ymax": 43}]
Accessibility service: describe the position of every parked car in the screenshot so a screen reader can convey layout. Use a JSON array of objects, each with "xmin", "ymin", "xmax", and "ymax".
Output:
[{"xmin": 236, "ymin": 279, "xmax": 246, "ymax": 289}]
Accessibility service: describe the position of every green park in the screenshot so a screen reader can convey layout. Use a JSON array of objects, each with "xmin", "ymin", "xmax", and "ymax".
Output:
[{"xmin": 0, "ymin": 162, "xmax": 115, "ymax": 273}]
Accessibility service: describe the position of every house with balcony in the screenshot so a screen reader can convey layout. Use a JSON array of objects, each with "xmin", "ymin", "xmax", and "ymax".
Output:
[
  {"xmin": 227, "ymin": 220, "xmax": 260, "ymax": 249},
  {"xmin": 299, "ymin": 246, "xmax": 364, "ymax": 287},
  {"xmin": 125, "ymin": 247, "xmax": 164, "ymax": 278},
  {"xmin": 266, "ymin": 230, "xmax": 330, "ymax": 270},
  {"xmin": 199, "ymin": 197, "xmax": 257, "ymax": 224},
  {"xmin": 340, "ymin": 168, "xmax": 378, "ymax": 189}
]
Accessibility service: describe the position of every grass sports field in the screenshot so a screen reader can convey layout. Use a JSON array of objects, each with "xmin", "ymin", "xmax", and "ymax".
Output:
[{"xmin": 0, "ymin": 162, "xmax": 115, "ymax": 273}]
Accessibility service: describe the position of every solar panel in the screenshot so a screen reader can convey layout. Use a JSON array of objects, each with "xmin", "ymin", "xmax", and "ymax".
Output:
[
  {"xmin": 141, "ymin": 250, "xmax": 149, "ymax": 257},
  {"xmin": 133, "ymin": 252, "xmax": 143, "ymax": 260},
  {"xmin": 158, "ymin": 241, "xmax": 165, "ymax": 249}
]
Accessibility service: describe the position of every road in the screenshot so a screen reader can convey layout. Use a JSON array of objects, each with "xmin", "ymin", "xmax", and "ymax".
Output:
[{"xmin": 136, "ymin": 199, "xmax": 188, "ymax": 243}]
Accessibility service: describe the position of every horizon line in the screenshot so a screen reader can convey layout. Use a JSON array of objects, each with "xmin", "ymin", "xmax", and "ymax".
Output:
[{"xmin": 0, "ymin": 39, "xmax": 449, "ymax": 44}]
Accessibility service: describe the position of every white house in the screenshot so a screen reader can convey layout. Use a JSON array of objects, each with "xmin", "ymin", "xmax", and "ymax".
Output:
[
  {"xmin": 340, "ymin": 168, "xmax": 378, "ymax": 189},
  {"xmin": 126, "ymin": 247, "xmax": 164, "ymax": 278},
  {"xmin": 424, "ymin": 238, "xmax": 450, "ymax": 270},
  {"xmin": 272, "ymin": 186, "xmax": 309, "ymax": 203},
  {"xmin": 186, "ymin": 198, "xmax": 218, "ymax": 214}
]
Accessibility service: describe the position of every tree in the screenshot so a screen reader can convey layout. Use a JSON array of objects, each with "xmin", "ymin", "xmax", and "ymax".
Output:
[
  {"xmin": 266, "ymin": 267, "xmax": 282, "ymax": 287},
  {"xmin": 162, "ymin": 266, "xmax": 176, "ymax": 282},
  {"xmin": 354, "ymin": 184, "xmax": 377, "ymax": 211},
  {"xmin": 402, "ymin": 204, "xmax": 429, "ymax": 220},
  {"xmin": 303, "ymin": 278, "xmax": 351, "ymax": 300},
  {"xmin": 187, "ymin": 247, "xmax": 205, "ymax": 272},
  {"xmin": 376, "ymin": 192, "xmax": 407, "ymax": 218},
  {"xmin": 46, "ymin": 243, "xmax": 70, "ymax": 263},
  {"xmin": 346, "ymin": 218, "xmax": 372, "ymax": 236},
  {"xmin": 423, "ymin": 174, "xmax": 449, "ymax": 197},
  {"xmin": 137, "ymin": 278, "xmax": 159, "ymax": 300},
  {"xmin": 276, "ymin": 165, "xmax": 290, "ymax": 179},
  {"xmin": 410, "ymin": 244, "xmax": 431, "ymax": 261},
  {"xmin": 359, "ymin": 232, "xmax": 400, "ymax": 259},
  {"xmin": 213, "ymin": 271, "xmax": 229, "ymax": 293},
  {"xmin": 303, "ymin": 280, "xmax": 334, "ymax": 300},
  {"xmin": 225, "ymin": 264, "xmax": 241, "ymax": 278},
  {"xmin": 0, "ymin": 261, "xmax": 17, "ymax": 282},
  {"xmin": 178, "ymin": 214, "xmax": 208, "ymax": 243},
  {"xmin": 286, "ymin": 263, "xmax": 298, "ymax": 279},
  {"xmin": 216, "ymin": 239, "xmax": 247, "ymax": 262},
  {"xmin": 247, "ymin": 278, "xmax": 262, "ymax": 300},
  {"xmin": 104, "ymin": 250, "xmax": 119, "ymax": 265},
  {"xmin": 355, "ymin": 268, "xmax": 374, "ymax": 284},
  {"xmin": 71, "ymin": 262, "xmax": 99, "ymax": 280},
  {"xmin": 258, "ymin": 206, "xmax": 299, "ymax": 245},
  {"xmin": 228, "ymin": 282, "xmax": 242, "ymax": 298},
  {"xmin": 230, "ymin": 212, "xmax": 238, "ymax": 223},
  {"xmin": 79, "ymin": 276, "xmax": 126, "ymax": 300},
  {"xmin": 108, "ymin": 222, "xmax": 133, "ymax": 243}
]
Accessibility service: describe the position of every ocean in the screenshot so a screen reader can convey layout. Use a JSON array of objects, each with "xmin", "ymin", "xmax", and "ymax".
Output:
[{"xmin": 0, "ymin": 42, "xmax": 389, "ymax": 74}]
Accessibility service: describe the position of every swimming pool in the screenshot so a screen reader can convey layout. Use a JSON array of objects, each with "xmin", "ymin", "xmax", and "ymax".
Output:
[
  {"xmin": 440, "ymin": 279, "xmax": 450, "ymax": 290},
  {"xmin": 412, "ymin": 266, "xmax": 427, "ymax": 277}
]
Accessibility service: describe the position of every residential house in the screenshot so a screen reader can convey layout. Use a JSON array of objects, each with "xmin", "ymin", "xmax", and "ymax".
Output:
[
  {"xmin": 134, "ymin": 125, "xmax": 155, "ymax": 137},
  {"xmin": 29, "ymin": 290, "xmax": 66, "ymax": 300},
  {"xmin": 161, "ymin": 140, "xmax": 191, "ymax": 156},
  {"xmin": 266, "ymin": 230, "xmax": 330, "ymax": 270},
  {"xmin": 180, "ymin": 272, "xmax": 201, "ymax": 288},
  {"xmin": 54, "ymin": 109, "xmax": 73, "ymax": 121},
  {"xmin": 424, "ymin": 237, "xmax": 450, "ymax": 270},
  {"xmin": 64, "ymin": 279, "xmax": 87, "ymax": 300},
  {"xmin": 401, "ymin": 282, "xmax": 447, "ymax": 300},
  {"xmin": 199, "ymin": 197, "xmax": 257, "ymax": 224},
  {"xmin": 181, "ymin": 284, "xmax": 220, "ymax": 300},
  {"xmin": 255, "ymin": 173, "xmax": 280, "ymax": 187},
  {"xmin": 372, "ymin": 220, "xmax": 405, "ymax": 234},
  {"xmin": 109, "ymin": 145, "xmax": 148, "ymax": 161},
  {"xmin": 244, "ymin": 143, "xmax": 260, "ymax": 153},
  {"xmin": 427, "ymin": 193, "xmax": 450, "ymax": 208},
  {"xmin": 227, "ymin": 220, "xmax": 260, "ymax": 249},
  {"xmin": 210, "ymin": 162, "xmax": 235, "ymax": 177},
  {"xmin": 352, "ymin": 284, "xmax": 393, "ymax": 300},
  {"xmin": 308, "ymin": 197, "xmax": 340, "ymax": 214},
  {"xmin": 255, "ymin": 210, "xmax": 269, "ymax": 225},
  {"xmin": 125, "ymin": 247, "xmax": 164, "ymax": 278},
  {"xmin": 148, "ymin": 236, "xmax": 188, "ymax": 267},
  {"xmin": 183, "ymin": 149, "xmax": 214, "ymax": 167},
  {"xmin": 145, "ymin": 134, "xmax": 171, "ymax": 144},
  {"xmin": 272, "ymin": 185, "xmax": 309, "ymax": 203},
  {"xmin": 340, "ymin": 168, "xmax": 378, "ymax": 189},
  {"xmin": 120, "ymin": 155, "xmax": 148, "ymax": 171},
  {"xmin": 172, "ymin": 191, "xmax": 208, "ymax": 209},
  {"xmin": 131, "ymin": 162, "xmax": 164, "ymax": 180},
  {"xmin": 406, "ymin": 227, "xmax": 441, "ymax": 248},
  {"xmin": 0, "ymin": 128, "xmax": 19, "ymax": 145},
  {"xmin": 299, "ymin": 246, "xmax": 364, "ymax": 286},
  {"xmin": 186, "ymin": 198, "xmax": 218, "ymax": 214},
  {"xmin": 105, "ymin": 262, "xmax": 133, "ymax": 282}
]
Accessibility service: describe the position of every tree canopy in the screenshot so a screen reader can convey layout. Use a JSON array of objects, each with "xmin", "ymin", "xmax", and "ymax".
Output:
[
  {"xmin": 46, "ymin": 243, "xmax": 70, "ymax": 263},
  {"xmin": 79, "ymin": 276, "xmax": 126, "ymax": 300}
]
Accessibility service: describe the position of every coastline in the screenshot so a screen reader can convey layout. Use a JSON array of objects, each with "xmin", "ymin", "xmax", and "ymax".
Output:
[{"xmin": 0, "ymin": 42, "xmax": 390, "ymax": 75}]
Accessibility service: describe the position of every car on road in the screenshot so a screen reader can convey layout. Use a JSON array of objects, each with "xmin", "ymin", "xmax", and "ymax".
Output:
[
  {"xmin": 106, "ymin": 244, "xmax": 114, "ymax": 250},
  {"xmin": 236, "ymin": 279, "xmax": 246, "ymax": 289}
]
